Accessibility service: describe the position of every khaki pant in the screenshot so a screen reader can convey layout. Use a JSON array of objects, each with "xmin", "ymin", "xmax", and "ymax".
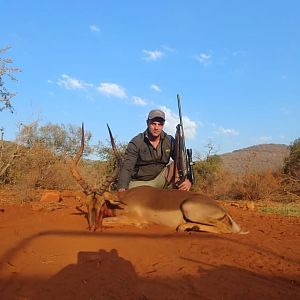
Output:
[{"xmin": 128, "ymin": 167, "xmax": 169, "ymax": 189}]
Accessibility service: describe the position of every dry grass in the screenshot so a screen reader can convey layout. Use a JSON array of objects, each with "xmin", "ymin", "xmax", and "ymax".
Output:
[
  {"xmin": 259, "ymin": 202, "xmax": 300, "ymax": 217},
  {"xmin": 1, "ymin": 140, "xmax": 299, "ymax": 217}
]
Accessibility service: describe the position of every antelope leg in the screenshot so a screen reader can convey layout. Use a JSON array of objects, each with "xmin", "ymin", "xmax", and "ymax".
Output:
[{"xmin": 177, "ymin": 221, "xmax": 232, "ymax": 234}]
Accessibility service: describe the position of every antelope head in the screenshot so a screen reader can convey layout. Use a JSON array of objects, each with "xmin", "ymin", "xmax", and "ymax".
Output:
[{"xmin": 70, "ymin": 123, "xmax": 121, "ymax": 231}]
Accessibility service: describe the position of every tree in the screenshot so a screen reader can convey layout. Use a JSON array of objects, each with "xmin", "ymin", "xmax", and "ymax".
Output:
[
  {"xmin": 193, "ymin": 142, "xmax": 224, "ymax": 193},
  {"xmin": 17, "ymin": 122, "xmax": 93, "ymax": 157},
  {"xmin": 284, "ymin": 138, "xmax": 300, "ymax": 179},
  {"xmin": 95, "ymin": 139, "xmax": 126, "ymax": 169},
  {"xmin": 0, "ymin": 45, "xmax": 21, "ymax": 112}
]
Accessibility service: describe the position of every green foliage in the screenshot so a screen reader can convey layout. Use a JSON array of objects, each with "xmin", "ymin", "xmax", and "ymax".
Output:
[
  {"xmin": 95, "ymin": 140, "xmax": 127, "ymax": 172},
  {"xmin": 284, "ymin": 138, "xmax": 300, "ymax": 179},
  {"xmin": 94, "ymin": 139, "xmax": 127, "ymax": 191},
  {"xmin": 193, "ymin": 154, "xmax": 223, "ymax": 192},
  {"xmin": 196, "ymin": 155, "xmax": 222, "ymax": 177},
  {"xmin": 0, "ymin": 45, "xmax": 21, "ymax": 113},
  {"xmin": 17, "ymin": 122, "xmax": 93, "ymax": 157}
]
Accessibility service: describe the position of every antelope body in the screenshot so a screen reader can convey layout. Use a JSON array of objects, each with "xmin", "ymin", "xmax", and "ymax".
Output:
[
  {"xmin": 71, "ymin": 124, "xmax": 248, "ymax": 234},
  {"xmin": 103, "ymin": 186, "xmax": 247, "ymax": 234}
]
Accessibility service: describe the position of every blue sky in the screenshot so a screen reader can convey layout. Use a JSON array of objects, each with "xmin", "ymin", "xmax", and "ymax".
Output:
[{"xmin": 1, "ymin": 0, "xmax": 299, "ymax": 155}]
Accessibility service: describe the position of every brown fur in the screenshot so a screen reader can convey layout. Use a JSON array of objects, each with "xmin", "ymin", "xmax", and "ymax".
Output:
[{"xmin": 100, "ymin": 186, "xmax": 248, "ymax": 234}]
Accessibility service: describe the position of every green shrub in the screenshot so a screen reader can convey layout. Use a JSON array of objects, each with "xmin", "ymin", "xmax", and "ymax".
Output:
[{"xmin": 284, "ymin": 138, "xmax": 300, "ymax": 179}]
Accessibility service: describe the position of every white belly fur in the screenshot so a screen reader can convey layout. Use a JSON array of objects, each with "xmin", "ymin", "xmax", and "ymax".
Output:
[{"xmin": 132, "ymin": 206, "xmax": 183, "ymax": 228}]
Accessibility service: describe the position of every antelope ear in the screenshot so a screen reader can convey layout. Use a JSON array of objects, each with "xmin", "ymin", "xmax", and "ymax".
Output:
[
  {"xmin": 95, "ymin": 194, "xmax": 106, "ymax": 207},
  {"xmin": 103, "ymin": 191, "xmax": 119, "ymax": 204}
]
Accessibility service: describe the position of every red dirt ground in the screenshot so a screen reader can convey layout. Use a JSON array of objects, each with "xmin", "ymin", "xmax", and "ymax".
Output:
[{"xmin": 0, "ymin": 191, "xmax": 299, "ymax": 300}]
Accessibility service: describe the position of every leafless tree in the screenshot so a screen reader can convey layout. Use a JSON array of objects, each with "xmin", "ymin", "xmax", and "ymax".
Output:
[{"xmin": 0, "ymin": 45, "xmax": 21, "ymax": 113}]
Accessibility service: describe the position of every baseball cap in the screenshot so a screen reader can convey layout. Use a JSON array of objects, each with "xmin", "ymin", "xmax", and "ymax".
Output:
[{"xmin": 147, "ymin": 109, "xmax": 165, "ymax": 121}]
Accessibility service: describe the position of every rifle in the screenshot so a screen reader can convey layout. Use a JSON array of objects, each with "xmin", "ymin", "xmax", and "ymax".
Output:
[{"xmin": 174, "ymin": 94, "xmax": 195, "ymax": 186}]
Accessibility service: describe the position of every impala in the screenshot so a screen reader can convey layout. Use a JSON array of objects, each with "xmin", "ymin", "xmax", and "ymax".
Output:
[{"xmin": 71, "ymin": 124, "xmax": 248, "ymax": 234}]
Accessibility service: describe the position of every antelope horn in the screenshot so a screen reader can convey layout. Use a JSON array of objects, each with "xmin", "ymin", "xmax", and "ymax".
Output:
[
  {"xmin": 96, "ymin": 168, "xmax": 119, "ymax": 195},
  {"xmin": 70, "ymin": 123, "xmax": 93, "ymax": 195},
  {"xmin": 96, "ymin": 124, "xmax": 121, "ymax": 195},
  {"xmin": 106, "ymin": 123, "xmax": 122, "ymax": 167}
]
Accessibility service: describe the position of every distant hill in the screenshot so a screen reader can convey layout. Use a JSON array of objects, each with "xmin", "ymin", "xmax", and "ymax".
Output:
[{"xmin": 220, "ymin": 144, "xmax": 290, "ymax": 176}]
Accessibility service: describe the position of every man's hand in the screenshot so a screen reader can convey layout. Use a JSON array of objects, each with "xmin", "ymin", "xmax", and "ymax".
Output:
[
  {"xmin": 178, "ymin": 178, "xmax": 191, "ymax": 191},
  {"xmin": 118, "ymin": 188, "xmax": 126, "ymax": 192}
]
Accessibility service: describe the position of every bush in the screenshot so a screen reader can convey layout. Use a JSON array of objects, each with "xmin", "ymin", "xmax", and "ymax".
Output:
[
  {"xmin": 9, "ymin": 143, "xmax": 69, "ymax": 189},
  {"xmin": 284, "ymin": 138, "xmax": 300, "ymax": 179},
  {"xmin": 228, "ymin": 170, "xmax": 281, "ymax": 201},
  {"xmin": 193, "ymin": 154, "xmax": 224, "ymax": 194}
]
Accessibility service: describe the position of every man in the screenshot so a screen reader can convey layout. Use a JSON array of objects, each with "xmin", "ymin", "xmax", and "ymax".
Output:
[{"xmin": 117, "ymin": 109, "xmax": 192, "ymax": 192}]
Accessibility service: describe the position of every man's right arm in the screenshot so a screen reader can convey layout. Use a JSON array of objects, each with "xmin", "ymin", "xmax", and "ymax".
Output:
[{"xmin": 117, "ymin": 140, "xmax": 139, "ymax": 191}]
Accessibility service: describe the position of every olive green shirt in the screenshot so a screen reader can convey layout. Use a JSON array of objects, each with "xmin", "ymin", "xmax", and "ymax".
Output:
[{"xmin": 117, "ymin": 130, "xmax": 175, "ymax": 189}]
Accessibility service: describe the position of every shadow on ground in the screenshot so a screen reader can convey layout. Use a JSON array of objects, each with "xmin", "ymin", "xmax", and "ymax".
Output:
[{"xmin": 1, "ymin": 248, "xmax": 299, "ymax": 300}]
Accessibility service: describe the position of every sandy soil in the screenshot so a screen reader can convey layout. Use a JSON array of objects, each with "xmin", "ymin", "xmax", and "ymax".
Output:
[{"xmin": 0, "ymin": 191, "xmax": 299, "ymax": 300}]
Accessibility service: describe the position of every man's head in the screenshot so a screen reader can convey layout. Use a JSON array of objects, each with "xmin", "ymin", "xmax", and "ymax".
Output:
[{"xmin": 147, "ymin": 109, "xmax": 165, "ymax": 139}]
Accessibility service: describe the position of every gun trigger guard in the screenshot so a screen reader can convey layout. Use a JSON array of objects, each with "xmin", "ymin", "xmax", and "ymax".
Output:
[{"xmin": 175, "ymin": 177, "xmax": 185, "ymax": 188}]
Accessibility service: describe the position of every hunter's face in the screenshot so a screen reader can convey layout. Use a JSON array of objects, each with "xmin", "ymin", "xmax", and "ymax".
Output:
[{"xmin": 147, "ymin": 118, "xmax": 164, "ymax": 138}]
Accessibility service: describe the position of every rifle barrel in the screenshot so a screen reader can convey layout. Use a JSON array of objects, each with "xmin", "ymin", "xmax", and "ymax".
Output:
[
  {"xmin": 177, "ymin": 94, "xmax": 186, "ymax": 152},
  {"xmin": 177, "ymin": 94, "xmax": 183, "ymax": 127}
]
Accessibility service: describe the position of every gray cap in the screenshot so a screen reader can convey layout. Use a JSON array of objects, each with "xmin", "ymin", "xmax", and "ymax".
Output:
[{"xmin": 147, "ymin": 109, "xmax": 165, "ymax": 121}]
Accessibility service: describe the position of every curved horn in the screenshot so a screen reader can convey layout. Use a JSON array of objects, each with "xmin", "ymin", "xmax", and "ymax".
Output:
[
  {"xmin": 70, "ymin": 123, "xmax": 93, "ymax": 195},
  {"xmin": 106, "ymin": 123, "xmax": 122, "ymax": 167},
  {"xmin": 96, "ymin": 124, "xmax": 121, "ymax": 195},
  {"xmin": 96, "ymin": 168, "xmax": 120, "ymax": 195}
]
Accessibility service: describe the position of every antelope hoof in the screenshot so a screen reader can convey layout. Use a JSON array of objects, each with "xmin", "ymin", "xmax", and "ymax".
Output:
[
  {"xmin": 177, "ymin": 223, "xmax": 200, "ymax": 232},
  {"xmin": 177, "ymin": 224, "xmax": 187, "ymax": 232},
  {"xmin": 191, "ymin": 225, "xmax": 200, "ymax": 232}
]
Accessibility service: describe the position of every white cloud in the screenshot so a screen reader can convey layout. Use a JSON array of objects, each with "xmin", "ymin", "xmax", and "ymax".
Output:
[
  {"xmin": 218, "ymin": 127, "xmax": 239, "ymax": 136},
  {"xmin": 159, "ymin": 106, "xmax": 197, "ymax": 139},
  {"xmin": 151, "ymin": 84, "xmax": 161, "ymax": 92},
  {"xmin": 232, "ymin": 50, "xmax": 246, "ymax": 57},
  {"xmin": 142, "ymin": 49, "xmax": 164, "ymax": 61},
  {"xmin": 161, "ymin": 45, "xmax": 176, "ymax": 52},
  {"xmin": 57, "ymin": 74, "xmax": 91, "ymax": 90},
  {"xmin": 90, "ymin": 25, "xmax": 100, "ymax": 32},
  {"xmin": 258, "ymin": 136, "xmax": 272, "ymax": 143},
  {"xmin": 194, "ymin": 53, "xmax": 211, "ymax": 66},
  {"xmin": 97, "ymin": 82, "xmax": 126, "ymax": 98},
  {"xmin": 132, "ymin": 96, "xmax": 147, "ymax": 106}
]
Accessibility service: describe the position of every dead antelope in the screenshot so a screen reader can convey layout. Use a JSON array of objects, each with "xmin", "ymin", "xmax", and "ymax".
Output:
[
  {"xmin": 101, "ymin": 186, "xmax": 248, "ymax": 234},
  {"xmin": 71, "ymin": 125, "xmax": 248, "ymax": 234}
]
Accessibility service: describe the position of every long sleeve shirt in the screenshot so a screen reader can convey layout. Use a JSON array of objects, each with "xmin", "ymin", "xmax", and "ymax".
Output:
[{"xmin": 117, "ymin": 130, "xmax": 175, "ymax": 189}]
